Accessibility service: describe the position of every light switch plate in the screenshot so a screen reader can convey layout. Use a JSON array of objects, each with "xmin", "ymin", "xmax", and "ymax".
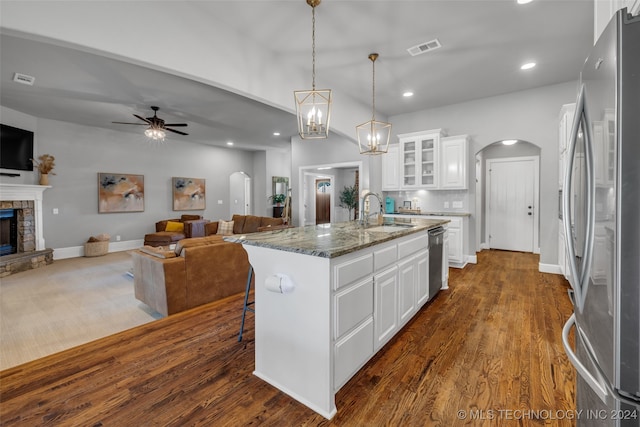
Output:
[
  {"xmin": 452, "ymin": 201, "xmax": 463, "ymax": 209},
  {"xmin": 444, "ymin": 202, "xmax": 449, "ymax": 208}
]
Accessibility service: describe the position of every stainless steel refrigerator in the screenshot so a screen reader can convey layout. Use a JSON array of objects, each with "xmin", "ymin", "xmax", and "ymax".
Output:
[{"xmin": 561, "ymin": 8, "xmax": 640, "ymax": 427}]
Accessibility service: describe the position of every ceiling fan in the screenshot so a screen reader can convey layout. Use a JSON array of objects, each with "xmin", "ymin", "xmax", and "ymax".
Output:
[{"xmin": 112, "ymin": 106, "xmax": 188, "ymax": 139}]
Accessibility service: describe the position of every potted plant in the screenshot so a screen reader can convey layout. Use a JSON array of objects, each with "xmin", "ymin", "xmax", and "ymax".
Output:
[
  {"xmin": 268, "ymin": 193, "xmax": 286, "ymax": 206},
  {"xmin": 31, "ymin": 154, "xmax": 56, "ymax": 185},
  {"xmin": 339, "ymin": 185, "xmax": 359, "ymax": 221}
]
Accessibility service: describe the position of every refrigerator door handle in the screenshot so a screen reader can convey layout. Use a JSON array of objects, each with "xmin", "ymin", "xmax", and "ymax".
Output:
[
  {"xmin": 563, "ymin": 85, "xmax": 584, "ymax": 306},
  {"xmin": 562, "ymin": 83, "xmax": 596, "ymax": 312},
  {"xmin": 562, "ymin": 314, "xmax": 609, "ymax": 402}
]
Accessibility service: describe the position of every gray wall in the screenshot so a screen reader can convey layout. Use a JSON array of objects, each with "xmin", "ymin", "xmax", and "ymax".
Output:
[
  {"xmin": 385, "ymin": 81, "xmax": 579, "ymax": 265},
  {"xmin": 1, "ymin": 106, "xmax": 257, "ymax": 251},
  {"xmin": 291, "ymin": 133, "xmax": 369, "ymax": 226}
]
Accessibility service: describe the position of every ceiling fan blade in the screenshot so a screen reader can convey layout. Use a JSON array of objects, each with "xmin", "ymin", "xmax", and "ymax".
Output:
[
  {"xmin": 133, "ymin": 114, "xmax": 152, "ymax": 124},
  {"xmin": 112, "ymin": 121, "xmax": 148, "ymax": 125},
  {"xmin": 163, "ymin": 123, "xmax": 188, "ymax": 127},
  {"xmin": 166, "ymin": 128, "xmax": 189, "ymax": 136}
]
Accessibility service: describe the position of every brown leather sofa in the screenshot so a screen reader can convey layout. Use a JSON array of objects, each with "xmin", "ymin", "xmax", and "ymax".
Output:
[
  {"xmin": 143, "ymin": 214, "xmax": 208, "ymax": 247},
  {"xmin": 132, "ymin": 214, "xmax": 287, "ymax": 316}
]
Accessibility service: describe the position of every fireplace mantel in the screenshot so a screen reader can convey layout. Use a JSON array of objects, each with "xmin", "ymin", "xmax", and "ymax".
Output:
[{"xmin": 0, "ymin": 183, "xmax": 51, "ymax": 250}]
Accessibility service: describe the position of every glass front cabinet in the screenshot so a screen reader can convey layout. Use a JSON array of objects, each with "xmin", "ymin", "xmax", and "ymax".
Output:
[{"xmin": 399, "ymin": 130, "xmax": 443, "ymax": 189}]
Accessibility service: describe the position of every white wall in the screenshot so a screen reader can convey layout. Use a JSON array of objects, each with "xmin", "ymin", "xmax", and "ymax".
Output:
[
  {"xmin": 387, "ymin": 81, "xmax": 579, "ymax": 265},
  {"xmin": 1, "ymin": 106, "xmax": 257, "ymax": 252}
]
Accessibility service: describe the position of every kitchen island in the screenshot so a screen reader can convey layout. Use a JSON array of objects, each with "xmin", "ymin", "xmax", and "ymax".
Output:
[{"xmin": 225, "ymin": 217, "xmax": 448, "ymax": 418}]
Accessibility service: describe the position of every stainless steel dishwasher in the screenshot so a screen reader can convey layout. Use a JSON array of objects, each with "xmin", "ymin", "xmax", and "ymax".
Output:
[{"xmin": 428, "ymin": 227, "xmax": 445, "ymax": 301}]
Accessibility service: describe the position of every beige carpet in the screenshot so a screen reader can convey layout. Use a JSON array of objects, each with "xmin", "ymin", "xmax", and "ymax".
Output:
[{"xmin": 0, "ymin": 251, "xmax": 160, "ymax": 371}]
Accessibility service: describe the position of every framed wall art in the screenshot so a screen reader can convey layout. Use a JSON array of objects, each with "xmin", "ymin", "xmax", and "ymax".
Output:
[
  {"xmin": 98, "ymin": 173, "xmax": 144, "ymax": 213},
  {"xmin": 172, "ymin": 177, "xmax": 205, "ymax": 211}
]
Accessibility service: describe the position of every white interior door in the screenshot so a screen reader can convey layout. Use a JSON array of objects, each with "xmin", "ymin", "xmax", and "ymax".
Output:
[{"xmin": 487, "ymin": 156, "xmax": 539, "ymax": 252}]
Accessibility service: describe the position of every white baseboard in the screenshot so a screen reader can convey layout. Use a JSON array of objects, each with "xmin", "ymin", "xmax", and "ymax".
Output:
[
  {"xmin": 479, "ymin": 243, "xmax": 490, "ymax": 250},
  {"xmin": 466, "ymin": 254, "xmax": 477, "ymax": 264},
  {"xmin": 539, "ymin": 262, "xmax": 562, "ymax": 275},
  {"xmin": 53, "ymin": 239, "xmax": 144, "ymax": 260}
]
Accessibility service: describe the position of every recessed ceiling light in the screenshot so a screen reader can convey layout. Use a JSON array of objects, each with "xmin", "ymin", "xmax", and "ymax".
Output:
[
  {"xmin": 502, "ymin": 139, "xmax": 518, "ymax": 145},
  {"xmin": 403, "ymin": 91, "xmax": 414, "ymax": 97},
  {"xmin": 226, "ymin": 141, "xmax": 234, "ymax": 146},
  {"xmin": 273, "ymin": 132, "xmax": 281, "ymax": 136},
  {"xmin": 517, "ymin": 0, "xmax": 534, "ymax": 4},
  {"xmin": 521, "ymin": 62, "xmax": 536, "ymax": 70},
  {"xmin": 317, "ymin": 166, "xmax": 332, "ymax": 170}
]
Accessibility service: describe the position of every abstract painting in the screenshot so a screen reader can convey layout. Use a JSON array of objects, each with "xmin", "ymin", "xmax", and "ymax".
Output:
[
  {"xmin": 172, "ymin": 177, "xmax": 205, "ymax": 211},
  {"xmin": 98, "ymin": 173, "xmax": 144, "ymax": 213}
]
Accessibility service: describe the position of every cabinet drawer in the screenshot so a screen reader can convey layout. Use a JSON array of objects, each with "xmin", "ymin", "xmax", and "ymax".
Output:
[
  {"xmin": 335, "ymin": 278, "xmax": 374, "ymax": 339},
  {"xmin": 334, "ymin": 317, "xmax": 374, "ymax": 391},
  {"xmin": 398, "ymin": 234, "xmax": 428, "ymax": 259},
  {"xmin": 374, "ymin": 244, "xmax": 397, "ymax": 271},
  {"xmin": 334, "ymin": 253, "xmax": 373, "ymax": 290}
]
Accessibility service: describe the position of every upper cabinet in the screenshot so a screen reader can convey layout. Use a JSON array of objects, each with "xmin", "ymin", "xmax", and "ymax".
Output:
[
  {"xmin": 390, "ymin": 129, "xmax": 468, "ymax": 190},
  {"xmin": 381, "ymin": 144, "xmax": 400, "ymax": 191},
  {"xmin": 594, "ymin": 0, "xmax": 639, "ymax": 44},
  {"xmin": 398, "ymin": 130, "xmax": 443, "ymax": 189},
  {"xmin": 439, "ymin": 135, "xmax": 469, "ymax": 190},
  {"xmin": 558, "ymin": 103, "xmax": 576, "ymax": 189}
]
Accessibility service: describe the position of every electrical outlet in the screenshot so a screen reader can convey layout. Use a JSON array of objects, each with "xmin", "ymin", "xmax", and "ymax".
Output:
[
  {"xmin": 452, "ymin": 201, "xmax": 463, "ymax": 209},
  {"xmin": 444, "ymin": 202, "xmax": 449, "ymax": 209},
  {"xmin": 218, "ymin": 200, "xmax": 223, "ymax": 205},
  {"xmin": 52, "ymin": 208, "xmax": 59, "ymax": 215}
]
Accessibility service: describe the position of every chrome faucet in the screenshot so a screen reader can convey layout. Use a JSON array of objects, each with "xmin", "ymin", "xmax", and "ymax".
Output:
[{"xmin": 359, "ymin": 191, "xmax": 384, "ymax": 226}]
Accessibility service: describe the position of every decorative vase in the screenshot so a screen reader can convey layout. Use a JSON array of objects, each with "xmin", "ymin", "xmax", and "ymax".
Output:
[{"xmin": 39, "ymin": 173, "xmax": 49, "ymax": 186}]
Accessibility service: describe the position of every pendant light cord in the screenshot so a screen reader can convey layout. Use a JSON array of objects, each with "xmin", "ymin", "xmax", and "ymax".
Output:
[
  {"xmin": 371, "ymin": 58, "xmax": 376, "ymax": 121},
  {"xmin": 311, "ymin": 5, "xmax": 316, "ymax": 90}
]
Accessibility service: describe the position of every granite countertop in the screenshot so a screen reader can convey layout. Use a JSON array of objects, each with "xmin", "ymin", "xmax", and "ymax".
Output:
[
  {"xmin": 387, "ymin": 211, "xmax": 471, "ymax": 217},
  {"xmin": 224, "ymin": 218, "xmax": 448, "ymax": 258}
]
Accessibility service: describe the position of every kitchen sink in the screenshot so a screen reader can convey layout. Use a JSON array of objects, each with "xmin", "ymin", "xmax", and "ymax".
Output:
[{"xmin": 365, "ymin": 223, "xmax": 416, "ymax": 233}]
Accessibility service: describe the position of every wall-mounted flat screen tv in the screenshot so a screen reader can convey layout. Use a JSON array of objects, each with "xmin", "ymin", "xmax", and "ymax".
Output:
[{"xmin": 0, "ymin": 124, "xmax": 34, "ymax": 171}]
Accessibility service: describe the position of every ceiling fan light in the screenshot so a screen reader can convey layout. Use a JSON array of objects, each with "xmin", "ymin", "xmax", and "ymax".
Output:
[{"xmin": 145, "ymin": 127, "xmax": 166, "ymax": 141}]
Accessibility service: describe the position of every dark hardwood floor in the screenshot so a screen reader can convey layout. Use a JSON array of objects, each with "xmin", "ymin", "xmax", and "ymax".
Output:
[{"xmin": 0, "ymin": 250, "xmax": 575, "ymax": 426}]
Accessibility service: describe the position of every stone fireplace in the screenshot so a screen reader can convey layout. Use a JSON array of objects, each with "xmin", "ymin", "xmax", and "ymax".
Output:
[{"xmin": 0, "ymin": 184, "xmax": 53, "ymax": 277}]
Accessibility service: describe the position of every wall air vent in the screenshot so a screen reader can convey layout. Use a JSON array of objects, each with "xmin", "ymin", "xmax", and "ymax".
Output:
[
  {"xmin": 407, "ymin": 39, "xmax": 442, "ymax": 56},
  {"xmin": 13, "ymin": 73, "xmax": 35, "ymax": 86}
]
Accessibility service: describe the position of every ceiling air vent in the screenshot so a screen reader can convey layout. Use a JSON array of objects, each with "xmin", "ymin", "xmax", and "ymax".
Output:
[
  {"xmin": 407, "ymin": 39, "xmax": 442, "ymax": 56},
  {"xmin": 13, "ymin": 73, "xmax": 35, "ymax": 86}
]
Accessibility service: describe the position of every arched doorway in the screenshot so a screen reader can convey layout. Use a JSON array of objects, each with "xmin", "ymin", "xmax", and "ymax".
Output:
[
  {"xmin": 475, "ymin": 140, "xmax": 541, "ymax": 253},
  {"xmin": 229, "ymin": 171, "xmax": 251, "ymax": 216}
]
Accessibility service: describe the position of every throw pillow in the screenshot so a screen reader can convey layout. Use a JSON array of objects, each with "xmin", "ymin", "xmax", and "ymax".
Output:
[
  {"xmin": 165, "ymin": 221, "xmax": 184, "ymax": 232},
  {"xmin": 216, "ymin": 220, "xmax": 234, "ymax": 236}
]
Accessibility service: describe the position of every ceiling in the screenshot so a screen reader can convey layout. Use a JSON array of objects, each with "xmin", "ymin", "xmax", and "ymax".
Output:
[{"xmin": 0, "ymin": 0, "xmax": 594, "ymax": 151}]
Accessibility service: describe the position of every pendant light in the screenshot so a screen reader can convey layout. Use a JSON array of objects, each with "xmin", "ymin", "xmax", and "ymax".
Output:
[
  {"xmin": 357, "ymin": 53, "xmax": 391, "ymax": 155},
  {"xmin": 294, "ymin": 0, "xmax": 332, "ymax": 139}
]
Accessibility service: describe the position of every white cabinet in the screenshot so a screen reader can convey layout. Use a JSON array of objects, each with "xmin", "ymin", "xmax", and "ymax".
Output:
[
  {"xmin": 382, "ymin": 144, "xmax": 400, "ymax": 190},
  {"xmin": 594, "ymin": 0, "xmax": 639, "ymax": 44},
  {"xmin": 416, "ymin": 249, "xmax": 429, "ymax": 306},
  {"xmin": 398, "ymin": 257, "xmax": 417, "ymax": 325},
  {"xmin": 374, "ymin": 265, "xmax": 398, "ymax": 350},
  {"xmin": 396, "ymin": 129, "xmax": 468, "ymax": 190},
  {"xmin": 445, "ymin": 217, "xmax": 463, "ymax": 264},
  {"xmin": 398, "ymin": 129, "xmax": 443, "ymax": 189},
  {"xmin": 558, "ymin": 219, "xmax": 566, "ymax": 277},
  {"xmin": 439, "ymin": 135, "xmax": 469, "ymax": 190},
  {"xmin": 559, "ymin": 103, "xmax": 576, "ymax": 188}
]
